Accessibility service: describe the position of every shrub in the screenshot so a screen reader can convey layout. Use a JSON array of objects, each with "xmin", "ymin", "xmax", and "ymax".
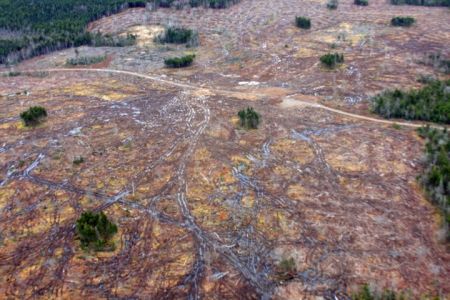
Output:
[
  {"xmin": 371, "ymin": 80, "xmax": 450, "ymax": 124},
  {"xmin": 238, "ymin": 107, "xmax": 261, "ymax": 129},
  {"xmin": 156, "ymin": 27, "xmax": 194, "ymax": 44},
  {"xmin": 66, "ymin": 55, "xmax": 106, "ymax": 66},
  {"xmin": 20, "ymin": 106, "xmax": 47, "ymax": 126},
  {"xmin": 164, "ymin": 54, "xmax": 196, "ymax": 68},
  {"xmin": 6, "ymin": 71, "xmax": 21, "ymax": 77},
  {"xmin": 420, "ymin": 52, "xmax": 450, "ymax": 75},
  {"xmin": 355, "ymin": 0, "xmax": 368, "ymax": 5},
  {"xmin": 295, "ymin": 16, "xmax": 311, "ymax": 29},
  {"xmin": 73, "ymin": 156, "xmax": 85, "ymax": 165},
  {"xmin": 276, "ymin": 258, "xmax": 297, "ymax": 281},
  {"xmin": 76, "ymin": 211, "xmax": 118, "ymax": 251},
  {"xmin": 417, "ymin": 74, "xmax": 436, "ymax": 84},
  {"xmin": 320, "ymin": 53, "xmax": 344, "ymax": 68},
  {"xmin": 391, "ymin": 16, "xmax": 415, "ymax": 27},
  {"xmin": 327, "ymin": 0, "xmax": 339, "ymax": 9}
]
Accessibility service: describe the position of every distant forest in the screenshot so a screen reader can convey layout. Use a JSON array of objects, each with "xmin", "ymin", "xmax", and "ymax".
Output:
[{"xmin": 0, "ymin": 0, "xmax": 240, "ymax": 64}]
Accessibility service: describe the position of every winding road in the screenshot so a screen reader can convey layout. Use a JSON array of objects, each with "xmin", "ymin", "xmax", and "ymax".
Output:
[{"xmin": 2, "ymin": 67, "xmax": 447, "ymax": 129}]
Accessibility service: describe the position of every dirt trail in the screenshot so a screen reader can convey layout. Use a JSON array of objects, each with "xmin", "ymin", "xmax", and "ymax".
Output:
[{"xmin": 3, "ymin": 68, "xmax": 447, "ymax": 130}]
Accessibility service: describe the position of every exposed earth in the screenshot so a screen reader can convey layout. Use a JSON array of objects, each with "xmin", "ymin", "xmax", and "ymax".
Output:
[{"xmin": 0, "ymin": 0, "xmax": 449, "ymax": 299}]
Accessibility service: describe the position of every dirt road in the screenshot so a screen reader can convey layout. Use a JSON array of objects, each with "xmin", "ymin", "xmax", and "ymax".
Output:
[{"xmin": 3, "ymin": 68, "xmax": 446, "ymax": 129}]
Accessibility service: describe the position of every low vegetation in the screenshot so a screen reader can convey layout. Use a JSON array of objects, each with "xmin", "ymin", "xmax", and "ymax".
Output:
[
  {"xmin": 417, "ymin": 74, "xmax": 436, "ymax": 84},
  {"xmin": 160, "ymin": 0, "xmax": 241, "ymax": 9},
  {"xmin": 202, "ymin": 0, "xmax": 241, "ymax": 8},
  {"xmin": 417, "ymin": 126, "xmax": 450, "ymax": 243},
  {"xmin": 391, "ymin": 16, "xmax": 415, "ymax": 27},
  {"xmin": 320, "ymin": 53, "xmax": 344, "ymax": 68},
  {"xmin": 327, "ymin": 0, "xmax": 339, "ymax": 9},
  {"xmin": 73, "ymin": 156, "xmax": 85, "ymax": 165},
  {"xmin": 355, "ymin": 0, "xmax": 369, "ymax": 5},
  {"xmin": 238, "ymin": 107, "xmax": 261, "ymax": 129},
  {"xmin": 420, "ymin": 52, "xmax": 450, "ymax": 75},
  {"xmin": 164, "ymin": 54, "xmax": 196, "ymax": 68},
  {"xmin": 275, "ymin": 258, "xmax": 297, "ymax": 281},
  {"xmin": 4, "ymin": 71, "xmax": 21, "ymax": 77},
  {"xmin": 352, "ymin": 284, "xmax": 405, "ymax": 300},
  {"xmin": 66, "ymin": 55, "xmax": 106, "ymax": 66},
  {"xmin": 156, "ymin": 26, "xmax": 198, "ymax": 46},
  {"xmin": 295, "ymin": 16, "xmax": 311, "ymax": 29},
  {"xmin": 91, "ymin": 33, "xmax": 137, "ymax": 47},
  {"xmin": 390, "ymin": 0, "xmax": 449, "ymax": 6},
  {"xmin": 20, "ymin": 106, "xmax": 47, "ymax": 126},
  {"xmin": 76, "ymin": 211, "xmax": 118, "ymax": 251},
  {"xmin": 371, "ymin": 80, "xmax": 450, "ymax": 124}
]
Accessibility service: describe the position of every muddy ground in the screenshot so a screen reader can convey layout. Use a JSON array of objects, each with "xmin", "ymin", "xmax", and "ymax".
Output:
[{"xmin": 1, "ymin": 0, "xmax": 450, "ymax": 299}]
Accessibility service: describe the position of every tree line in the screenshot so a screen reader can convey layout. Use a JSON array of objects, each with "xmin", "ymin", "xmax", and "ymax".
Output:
[
  {"xmin": 0, "ymin": 0, "xmax": 147, "ymax": 64},
  {"xmin": 371, "ymin": 80, "xmax": 450, "ymax": 124},
  {"xmin": 417, "ymin": 126, "xmax": 450, "ymax": 243},
  {"xmin": 390, "ymin": 0, "xmax": 449, "ymax": 6}
]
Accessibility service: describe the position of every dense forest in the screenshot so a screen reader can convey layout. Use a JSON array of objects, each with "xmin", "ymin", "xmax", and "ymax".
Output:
[
  {"xmin": 371, "ymin": 80, "xmax": 450, "ymax": 124},
  {"xmin": 0, "ymin": 0, "xmax": 240, "ymax": 64},
  {"xmin": 0, "ymin": 0, "xmax": 148, "ymax": 63},
  {"xmin": 417, "ymin": 126, "xmax": 450, "ymax": 243}
]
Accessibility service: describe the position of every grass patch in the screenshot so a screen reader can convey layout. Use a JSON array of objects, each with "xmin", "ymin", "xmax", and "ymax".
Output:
[
  {"xmin": 20, "ymin": 106, "xmax": 47, "ymax": 127},
  {"xmin": 295, "ymin": 16, "xmax": 311, "ymax": 29},
  {"xmin": 371, "ymin": 80, "xmax": 450, "ymax": 124},
  {"xmin": 164, "ymin": 54, "xmax": 196, "ymax": 68},
  {"xmin": 275, "ymin": 258, "xmax": 297, "ymax": 282},
  {"xmin": 352, "ymin": 284, "xmax": 406, "ymax": 300},
  {"xmin": 391, "ymin": 123, "xmax": 402, "ymax": 130}
]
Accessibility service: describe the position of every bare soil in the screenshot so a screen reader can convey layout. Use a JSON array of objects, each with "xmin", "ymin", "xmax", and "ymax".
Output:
[{"xmin": 1, "ymin": 0, "xmax": 449, "ymax": 299}]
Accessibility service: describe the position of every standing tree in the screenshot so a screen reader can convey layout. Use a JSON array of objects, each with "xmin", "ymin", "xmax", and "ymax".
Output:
[
  {"xmin": 320, "ymin": 53, "xmax": 344, "ymax": 68},
  {"xmin": 327, "ymin": 0, "xmax": 339, "ymax": 9},
  {"xmin": 295, "ymin": 16, "xmax": 311, "ymax": 29},
  {"xmin": 391, "ymin": 16, "xmax": 416, "ymax": 27},
  {"xmin": 354, "ymin": 0, "xmax": 368, "ymax": 5},
  {"xmin": 20, "ymin": 106, "xmax": 47, "ymax": 126},
  {"xmin": 76, "ymin": 211, "xmax": 118, "ymax": 251},
  {"xmin": 238, "ymin": 107, "xmax": 261, "ymax": 129}
]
